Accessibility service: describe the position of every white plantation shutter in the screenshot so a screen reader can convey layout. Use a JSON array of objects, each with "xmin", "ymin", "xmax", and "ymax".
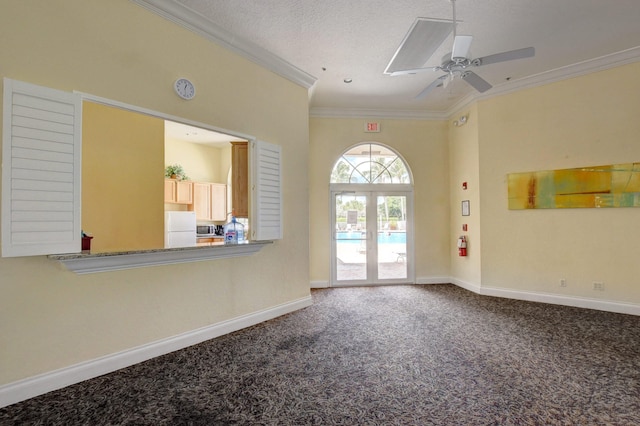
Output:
[
  {"xmin": 2, "ymin": 79, "xmax": 82, "ymax": 257},
  {"xmin": 251, "ymin": 140, "xmax": 282, "ymax": 240}
]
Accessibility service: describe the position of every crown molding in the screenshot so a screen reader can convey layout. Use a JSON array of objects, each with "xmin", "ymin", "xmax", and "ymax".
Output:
[
  {"xmin": 309, "ymin": 107, "xmax": 448, "ymax": 120},
  {"xmin": 131, "ymin": 0, "xmax": 640, "ymax": 120},
  {"xmin": 315, "ymin": 47, "xmax": 640, "ymax": 120},
  {"xmin": 313, "ymin": 48, "xmax": 640, "ymax": 120},
  {"xmin": 488, "ymin": 45, "xmax": 640, "ymax": 99},
  {"xmin": 130, "ymin": 0, "xmax": 317, "ymax": 89},
  {"xmin": 446, "ymin": 45, "xmax": 640, "ymax": 116}
]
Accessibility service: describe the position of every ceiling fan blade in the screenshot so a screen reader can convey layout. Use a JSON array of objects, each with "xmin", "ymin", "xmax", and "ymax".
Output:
[
  {"xmin": 451, "ymin": 35, "xmax": 473, "ymax": 61},
  {"xmin": 389, "ymin": 67, "xmax": 437, "ymax": 77},
  {"xmin": 384, "ymin": 18, "xmax": 453, "ymax": 75},
  {"xmin": 474, "ymin": 46, "xmax": 535, "ymax": 66},
  {"xmin": 462, "ymin": 71, "xmax": 492, "ymax": 93},
  {"xmin": 415, "ymin": 75, "xmax": 447, "ymax": 99}
]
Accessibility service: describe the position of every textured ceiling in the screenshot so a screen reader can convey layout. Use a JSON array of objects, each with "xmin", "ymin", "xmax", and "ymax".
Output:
[{"xmin": 173, "ymin": 0, "xmax": 640, "ymax": 115}]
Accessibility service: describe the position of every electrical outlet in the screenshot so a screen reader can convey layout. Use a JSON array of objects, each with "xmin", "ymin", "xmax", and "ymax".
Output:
[
  {"xmin": 559, "ymin": 279, "xmax": 567, "ymax": 287},
  {"xmin": 593, "ymin": 282, "xmax": 605, "ymax": 291}
]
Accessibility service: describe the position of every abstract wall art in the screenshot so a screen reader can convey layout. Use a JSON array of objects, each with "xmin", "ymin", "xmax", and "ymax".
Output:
[{"xmin": 508, "ymin": 162, "xmax": 640, "ymax": 209}]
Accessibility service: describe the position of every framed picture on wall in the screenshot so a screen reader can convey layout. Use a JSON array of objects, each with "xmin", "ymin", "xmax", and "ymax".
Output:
[{"xmin": 462, "ymin": 200, "xmax": 470, "ymax": 216}]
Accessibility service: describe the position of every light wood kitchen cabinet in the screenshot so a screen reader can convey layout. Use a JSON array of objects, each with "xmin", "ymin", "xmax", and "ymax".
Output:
[
  {"xmin": 191, "ymin": 182, "xmax": 211, "ymax": 220},
  {"xmin": 197, "ymin": 237, "xmax": 224, "ymax": 244},
  {"xmin": 164, "ymin": 179, "xmax": 193, "ymax": 204},
  {"xmin": 210, "ymin": 183, "xmax": 227, "ymax": 221},
  {"xmin": 190, "ymin": 182, "xmax": 227, "ymax": 221},
  {"xmin": 231, "ymin": 141, "xmax": 249, "ymax": 218}
]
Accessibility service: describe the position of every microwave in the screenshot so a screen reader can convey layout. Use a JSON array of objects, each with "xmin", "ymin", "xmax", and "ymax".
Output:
[{"xmin": 197, "ymin": 225, "xmax": 216, "ymax": 235}]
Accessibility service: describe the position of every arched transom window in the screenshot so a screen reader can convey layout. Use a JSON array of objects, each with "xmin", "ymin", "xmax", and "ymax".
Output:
[{"xmin": 330, "ymin": 143, "xmax": 410, "ymax": 184}]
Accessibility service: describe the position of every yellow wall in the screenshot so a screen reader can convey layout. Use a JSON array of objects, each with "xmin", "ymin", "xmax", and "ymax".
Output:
[
  {"xmin": 3, "ymin": 0, "xmax": 639, "ymax": 398},
  {"xmin": 309, "ymin": 118, "xmax": 450, "ymax": 284},
  {"xmin": 313, "ymin": 62, "xmax": 640, "ymax": 307},
  {"xmin": 164, "ymin": 139, "xmax": 232, "ymax": 215},
  {"xmin": 0, "ymin": 0, "xmax": 309, "ymax": 385},
  {"xmin": 476, "ymin": 62, "xmax": 640, "ymax": 302},
  {"xmin": 164, "ymin": 138, "xmax": 228, "ymax": 184},
  {"xmin": 448, "ymin": 103, "xmax": 482, "ymax": 286},
  {"xmin": 83, "ymin": 102, "xmax": 164, "ymax": 252}
]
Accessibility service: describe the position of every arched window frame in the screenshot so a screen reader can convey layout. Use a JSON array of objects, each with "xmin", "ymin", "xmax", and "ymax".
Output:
[{"xmin": 330, "ymin": 142, "xmax": 413, "ymax": 188}]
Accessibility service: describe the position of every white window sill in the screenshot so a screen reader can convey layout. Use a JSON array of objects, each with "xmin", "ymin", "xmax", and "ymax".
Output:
[{"xmin": 49, "ymin": 241, "xmax": 272, "ymax": 274}]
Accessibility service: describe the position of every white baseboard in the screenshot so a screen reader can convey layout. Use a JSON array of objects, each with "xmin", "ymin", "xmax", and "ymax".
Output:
[
  {"xmin": 312, "ymin": 277, "xmax": 448, "ymax": 288},
  {"xmin": 314, "ymin": 276, "xmax": 640, "ymax": 316},
  {"xmin": 479, "ymin": 285, "xmax": 640, "ymax": 316},
  {"xmin": 449, "ymin": 277, "xmax": 640, "ymax": 316},
  {"xmin": 415, "ymin": 276, "xmax": 451, "ymax": 285},
  {"xmin": 449, "ymin": 277, "xmax": 482, "ymax": 293},
  {"xmin": 0, "ymin": 295, "xmax": 313, "ymax": 409}
]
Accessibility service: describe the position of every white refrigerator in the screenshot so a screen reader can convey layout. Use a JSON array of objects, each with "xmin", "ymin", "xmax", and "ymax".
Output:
[{"xmin": 164, "ymin": 211, "xmax": 197, "ymax": 248}]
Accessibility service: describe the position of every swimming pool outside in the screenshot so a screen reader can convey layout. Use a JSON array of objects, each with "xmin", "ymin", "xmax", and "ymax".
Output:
[
  {"xmin": 336, "ymin": 231, "xmax": 406, "ymax": 244},
  {"xmin": 336, "ymin": 231, "xmax": 407, "ymax": 266}
]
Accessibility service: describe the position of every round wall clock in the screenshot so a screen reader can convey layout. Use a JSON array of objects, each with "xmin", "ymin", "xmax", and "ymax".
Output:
[{"xmin": 174, "ymin": 78, "xmax": 195, "ymax": 100}]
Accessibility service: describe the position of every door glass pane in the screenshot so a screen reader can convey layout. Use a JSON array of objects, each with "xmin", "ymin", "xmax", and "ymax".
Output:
[
  {"xmin": 377, "ymin": 195, "xmax": 407, "ymax": 280},
  {"xmin": 335, "ymin": 194, "xmax": 367, "ymax": 281}
]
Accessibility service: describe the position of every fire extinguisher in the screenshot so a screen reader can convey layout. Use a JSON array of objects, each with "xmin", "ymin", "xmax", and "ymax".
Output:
[{"xmin": 457, "ymin": 235, "xmax": 467, "ymax": 256}]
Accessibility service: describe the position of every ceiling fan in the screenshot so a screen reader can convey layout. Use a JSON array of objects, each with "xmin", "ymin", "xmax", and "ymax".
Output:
[{"xmin": 389, "ymin": 0, "xmax": 535, "ymax": 99}]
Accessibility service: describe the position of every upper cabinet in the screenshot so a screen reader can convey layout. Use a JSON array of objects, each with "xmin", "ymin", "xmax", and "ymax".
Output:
[
  {"xmin": 191, "ymin": 182, "xmax": 227, "ymax": 221},
  {"xmin": 210, "ymin": 183, "xmax": 227, "ymax": 221},
  {"xmin": 191, "ymin": 182, "xmax": 211, "ymax": 220},
  {"xmin": 164, "ymin": 179, "xmax": 193, "ymax": 204},
  {"xmin": 231, "ymin": 141, "xmax": 249, "ymax": 217}
]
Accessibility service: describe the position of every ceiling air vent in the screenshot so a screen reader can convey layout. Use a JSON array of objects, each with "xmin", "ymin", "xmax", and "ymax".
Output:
[{"xmin": 384, "ymin": 18, "xmax": 452, "ymax": 75}]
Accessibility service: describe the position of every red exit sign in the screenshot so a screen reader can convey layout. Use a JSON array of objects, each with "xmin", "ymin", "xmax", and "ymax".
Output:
[{"xmin": 365, "ymin": 122, "xmax": 380, "ymax": 133}]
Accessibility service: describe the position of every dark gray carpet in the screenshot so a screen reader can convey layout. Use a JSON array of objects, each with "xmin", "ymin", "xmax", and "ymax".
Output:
[{"xmin": 2, "ymin": 284, "xmax": 640, "ymax": 425}]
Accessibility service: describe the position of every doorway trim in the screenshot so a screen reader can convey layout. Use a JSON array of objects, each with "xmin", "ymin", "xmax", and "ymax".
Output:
[
  {"xmin": 330, "ymin": 188, "xmax": 414, "ymax": 286},
  {"xmin": 329, "ymin": 142, "xmax": 414, "ymax": 287}
]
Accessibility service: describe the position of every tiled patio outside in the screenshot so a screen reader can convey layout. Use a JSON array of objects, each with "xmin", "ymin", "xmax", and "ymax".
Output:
[{"xmin": 336, "ymin": 241, "xmax": 407, "ymax": 281}]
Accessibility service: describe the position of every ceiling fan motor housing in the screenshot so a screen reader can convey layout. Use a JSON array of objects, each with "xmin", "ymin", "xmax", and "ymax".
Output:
[{"xmin": 387, "ymin": 0, "xmax": 536, "ymax": 98}]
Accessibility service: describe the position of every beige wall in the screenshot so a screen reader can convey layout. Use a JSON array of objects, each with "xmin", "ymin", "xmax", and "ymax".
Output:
[
  {"xmin": 3, "ymin": 0, "xmax": 639, "ymax": 396},
  {"xmin": 448, "ymin": 103, "xmax": 482, "ymax": 286},
  {"xmin": 0, "ymin": 0, "xmax": 309, "ymax": 385},
  {"xmin": 309, "ymin": 117, "xmax": 450, "ymax": 284},
  {"xmin": 83, "ymin": 102, "xmax": 165, "ymax": 252},
  {"xmin": 165, "ymin": 138, "xmax": 229, "ymax": 184},
  {"xmin": 314, "ymin": 62, "xmax": 640, "ymax": 308},
  {"xmin": 476, "ymin": 62, "xmax": 640, "ymax": 303}
]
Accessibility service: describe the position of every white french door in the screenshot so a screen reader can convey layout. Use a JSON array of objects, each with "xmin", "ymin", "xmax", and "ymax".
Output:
[{"xmin": 331, "ymin": 189, "xmax": 413, "ymax": 286}]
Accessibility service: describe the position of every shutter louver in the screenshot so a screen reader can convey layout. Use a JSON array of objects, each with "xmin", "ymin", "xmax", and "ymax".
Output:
[
  {"xmin": 2, "ymin": 79, "xmax": 81, "ymax": 257},
  {"xmin": 251, "ymin": 140, "xmax": 282, "ymax": 240}
]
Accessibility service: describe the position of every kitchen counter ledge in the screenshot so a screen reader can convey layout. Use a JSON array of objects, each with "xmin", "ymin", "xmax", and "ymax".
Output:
[{"xmin": 49, "ymin": 241, "xmax": 273, "ymax": 274}]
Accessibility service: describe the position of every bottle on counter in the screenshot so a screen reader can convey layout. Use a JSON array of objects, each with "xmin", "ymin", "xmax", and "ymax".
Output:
[{"xmin": 223, "ymin": 216, "xmax": 244, "ymax": 244}]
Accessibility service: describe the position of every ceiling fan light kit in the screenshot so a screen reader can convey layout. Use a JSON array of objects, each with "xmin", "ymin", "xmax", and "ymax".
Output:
[{"xmin": 388, "ymin": 0, "xmax": 535, "ymax": 99}]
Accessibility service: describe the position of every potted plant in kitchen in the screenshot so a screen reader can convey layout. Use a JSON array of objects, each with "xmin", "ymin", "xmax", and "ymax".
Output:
[{"xmin": 165, "ymin": 164, "xmax": 189, "ymax": 181}]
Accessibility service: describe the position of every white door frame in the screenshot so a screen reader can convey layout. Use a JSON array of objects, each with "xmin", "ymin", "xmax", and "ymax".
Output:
[{"xmin": 330, "ymin": 183, "xmax": 414, "ymax": 287}]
